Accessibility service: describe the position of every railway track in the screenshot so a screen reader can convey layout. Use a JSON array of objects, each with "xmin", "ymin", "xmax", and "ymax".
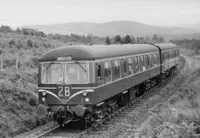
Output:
[{"xmin": 32, "ymin": 56, "xmax": 185, "ymax": 138}]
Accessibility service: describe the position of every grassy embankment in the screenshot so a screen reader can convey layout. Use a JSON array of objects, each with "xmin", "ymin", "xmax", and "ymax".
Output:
[
  {"xmin": 0, "ymin": 31, "xmax": 65, "ymax": 138},
  {"xmin": 138, "ymin": 50, "xmax": 200, "ymax": 137}
]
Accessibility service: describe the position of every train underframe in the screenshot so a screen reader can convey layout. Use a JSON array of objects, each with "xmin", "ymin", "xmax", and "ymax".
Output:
[{"xmin": 49, "ymin": 65, "xmax": 178, "ymax": 129}]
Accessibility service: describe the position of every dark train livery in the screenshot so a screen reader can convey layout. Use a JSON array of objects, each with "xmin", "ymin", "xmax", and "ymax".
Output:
[{"xmin": 38, "ymin": 43, "xmax": 179, "ymax": 126}]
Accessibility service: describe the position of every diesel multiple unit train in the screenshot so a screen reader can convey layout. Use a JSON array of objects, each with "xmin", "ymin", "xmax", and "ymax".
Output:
[{"xmin": 38, "ymin": 43, "xmax": 179, "ymax": 127}]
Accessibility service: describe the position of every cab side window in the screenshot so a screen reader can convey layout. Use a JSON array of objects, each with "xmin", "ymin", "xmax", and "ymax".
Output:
[
  {"xmin": 104, "ymin": 61, "xmax": 112, "ymax": 83},
  {"xmin": 97, "ymin": 65, "xmax": 101, "ymax": 78}
]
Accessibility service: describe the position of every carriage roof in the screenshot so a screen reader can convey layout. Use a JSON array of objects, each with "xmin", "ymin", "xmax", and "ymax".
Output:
[
  {"xmin": 39, "ymin": 43, "xmax": 177, "ymax": 61},
  {"xmin": 155, "ymin": 43, "xmax": 178, "ymax": 51}
]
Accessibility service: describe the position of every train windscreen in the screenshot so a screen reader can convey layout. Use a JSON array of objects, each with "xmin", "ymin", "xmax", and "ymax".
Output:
[
  {"xmin": 65, "ymin": 63, "xmax": 89, "ymax": 84},
  {"xmin": 42, "ymin": 63, "xmax": 63, "ymax": 84}
]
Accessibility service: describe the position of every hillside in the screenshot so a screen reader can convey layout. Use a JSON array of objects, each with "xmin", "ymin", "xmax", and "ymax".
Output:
[
  {"xmin": 26, "ymin": 21, "xmax": 200, "ymax": 37},
  {"xmin": 178, "ymin": 22, "xmax": 200, "ymax": 30},
  {"xmin": 0, "ymin": 30, "xmax": 65, "ymax": 138},
  {"xmin": 26, "ymin": 22, "xmax": 98, "ymax": 36}
]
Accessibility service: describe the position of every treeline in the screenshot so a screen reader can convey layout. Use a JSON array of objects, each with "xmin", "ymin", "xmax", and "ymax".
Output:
[
  {"xmin": 0, "ymin": 25, "xmax": 105, "ymax": 44},
  {"xmin": 48, "ymin": 33, "xmax": 105, "ymax": 44},
  {"xmin": 105, "ymin": 34, "xmax": 165, "ymax": 44},
  {"xmin": 170, "ymin": 39, "xmax": 200, "ymax": 54}
]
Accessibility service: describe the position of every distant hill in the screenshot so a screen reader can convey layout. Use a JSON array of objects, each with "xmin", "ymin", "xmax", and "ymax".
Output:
[
  {"xmin": 25, "ymin": 21, "xmax": 200, "ymax": 37},
  {"xmin": 25, "ymin": 22, "xmax": 99, "ymax": 35},
  {"xmin": 178, "ymin": 22, "xmax": 200, "ymax": 30}
]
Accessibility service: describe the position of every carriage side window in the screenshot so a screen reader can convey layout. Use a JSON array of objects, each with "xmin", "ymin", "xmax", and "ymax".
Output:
[
  {"xmin": 166, "ymin": 51, "xmax": 169, "ymax": 59},
  {"xmin": 128, "ymin": 57, "xmax": 133, "ymax": 74},
  {"xmin": 146, "ymin": 55, "xmax": 150, "ymax": 67},
  {"xmin": 154, "ymin": 53, "xmax": 157, "ymax": 65},
  {"xmin": 123, "ymin": 59, "xmax": 127, "ymax": 75},
  {"xmin": 162, "ymin": 52, "xmax": 165, "ymax": 62},
  {"xmin": 114, "ymin": 59, "xmax": 120, "ymax": 79},
  {"xmin": 104, "ymin": 61, "xmax": 112, "ymax": 83},
  {"xmin": 134, "ymin": 56, "xmax": 139, "ymax": 73},
  {"xmin": 169, "ymin": 51, "xmax": 171, "ymax": 59},
  {"xmin": 175, "ymin": 50, "xmax": 177, "ymax": 57},
  {"xmin": 174, "ymin": 50, "xmax": 176, "ymax": 57},
  {"xmin": 140, "ymin": 55, "xmax": 145, "ymax": 71},
  {"xmin": 171, "ymin": 50, "xmax": 174, "ymax": 58},
  {"xmin": 164, "ymin": 52, "xmax": 167, "ymax": 61},
  {"xmin": 149, "ymin": 54, "xmax": 152, "ymax": 67},
  {"xmin": 163, "ymin": 52, "xmax": 167, "ymax": 62}
]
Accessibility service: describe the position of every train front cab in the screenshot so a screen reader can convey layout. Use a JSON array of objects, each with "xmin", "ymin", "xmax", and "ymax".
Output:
[{"xmin": 38, "ymin": 59, "xmax": 98, "ymax": 117}]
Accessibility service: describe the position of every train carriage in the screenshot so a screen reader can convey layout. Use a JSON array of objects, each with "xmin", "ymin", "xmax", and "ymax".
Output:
[
  {"xmin": 156, "ymin": 43, "xmax": 179, "ymax": 76},
  {"xmin": 38, "ymin": 43, "xmax": 179, "ymax": 126}
]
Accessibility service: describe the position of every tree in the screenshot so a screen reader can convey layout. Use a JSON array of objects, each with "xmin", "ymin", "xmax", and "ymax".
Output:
[
  {"xmin": 136, "ymin": 37, "xmax": 140, "ymax": 44},
  {"xmin": 27, "ymin": 39, "xmax": 33, "ymax": 48},
  {"xmin": 16, "ymin": 28, "xmax": 21, "ymax": 34},
  {"xmin": 105, "ymin": 36, "xmax": 111, "ymax": 45},
  {"xmin": 122, "ymin": 35, "xmax": 132, "ymax": 44},
  {"xmin": 145, "ymin": 37, "xmax": 150, "ymax": 43},
  {"xmin": 9, "ymin": 39, "xmax": 16, "ymax": 48},
  {"xmin": 132, "ymin": 36, "xmax": 136, "ymax": 44},
  {"xmin": 0, "ymin": 25, "xmax": 13, "ymax": 33},
  {"xmin": 159, "ymin": 36, "xmax": 164, "ymax": 43},
  {"xmin": 113, "ymin": 35, "xmax": 122, "ymax": 44},
  {"xmin": 152, "ymin": 34, "xmax": 158, "ymax": 43},
  {"xmin": 191, "ymin": 40, "xmax": 200, "ymax": 54}
]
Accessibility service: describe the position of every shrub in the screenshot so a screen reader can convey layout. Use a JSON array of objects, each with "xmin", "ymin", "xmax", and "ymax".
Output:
[{"xmin": 29, "ymin": 96, "xmax": 38, "ymax": 107}]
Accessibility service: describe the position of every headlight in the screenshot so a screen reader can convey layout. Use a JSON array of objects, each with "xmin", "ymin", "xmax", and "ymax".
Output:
[
  {"xmin": 42, "ymin": 91, "xmax": 46, "ymax": 96},
  {"xmin": 83, "ymin": 91, "xmax": 88, "ymax": 96},
  {"xmin": 42, "ymin": 97, "xmax": 45, "ymax": 102},
  {"xmin": 85, "ymin": 98, "xmax": 89, "ymax": 102}
]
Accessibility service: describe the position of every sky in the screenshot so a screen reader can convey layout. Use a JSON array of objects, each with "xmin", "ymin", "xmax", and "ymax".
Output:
[{"xmin": 0, "ymin": 0, "xmax": 200, "ymax": 27}]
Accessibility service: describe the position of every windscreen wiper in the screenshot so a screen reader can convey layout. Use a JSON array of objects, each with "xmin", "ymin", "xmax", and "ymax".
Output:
[
  {"xmin": 75, "ymin": 61, "xmax": 87, "ymax": 72},
  {"xmin": 43, "ymin": 61, "xmax": 55, "ymax": 73}
]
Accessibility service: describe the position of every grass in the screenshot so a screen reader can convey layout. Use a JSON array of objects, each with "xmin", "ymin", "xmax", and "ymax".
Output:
[
  {"xmin": 138, "ymin": 68, "xmax": 200, "ymax": 138},
  {"xmin": 0, "ymin": 69, "xmax": 48, "ymax": 138}
]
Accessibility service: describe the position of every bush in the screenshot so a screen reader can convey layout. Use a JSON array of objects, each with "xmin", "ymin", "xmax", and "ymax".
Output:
[{"xmin": 29, "ymin": 96, "xmax": 38, "ymax": 107}]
